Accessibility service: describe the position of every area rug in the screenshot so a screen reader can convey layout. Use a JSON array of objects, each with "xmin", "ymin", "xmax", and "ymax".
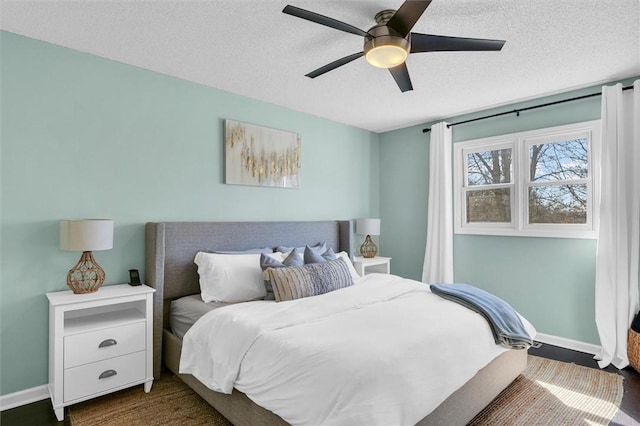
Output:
[
  {"xmin": 469, "ymin": 355, "xmax": 624, "ymax": 425},
  {"xmin": 69, "ymin": 373, "xmax": 232, "ymax": 426},
  {"xmin": 70, "ymin": 356, "xmax": 623, "ymax": 425}
]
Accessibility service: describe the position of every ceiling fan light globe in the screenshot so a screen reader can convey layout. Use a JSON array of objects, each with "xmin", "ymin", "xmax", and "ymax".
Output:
[
  {"xmin": 363, "ymin": 27, "xmax": 410, "ymax": 69},
  {"xmin": 365, "ymin": 45, "xmax": 408, "ymax": 68}
]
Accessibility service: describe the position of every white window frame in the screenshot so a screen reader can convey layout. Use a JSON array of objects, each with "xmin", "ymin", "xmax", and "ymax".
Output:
[
  {"xmin": 458, "ymin": 137, "xmax": 517, "ymax": 233},
  {"xmin": 454, "ymin": 120, "xmax": 600, "ymax": 239}
]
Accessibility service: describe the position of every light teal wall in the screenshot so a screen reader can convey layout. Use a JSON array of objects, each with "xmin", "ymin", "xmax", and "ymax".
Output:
[
  {"xmin": 2, "ymin": 28, "xmax": 636, "ymax": 397},
  {"xmin": 0, "ymin": 32, "xmax": 380, "ymax": 395},
  {"xmin": 380, "ymin": 78, "xmax": 639, "ymax": 346}
]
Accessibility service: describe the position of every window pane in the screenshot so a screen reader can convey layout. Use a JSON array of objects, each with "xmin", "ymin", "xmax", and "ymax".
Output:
[
  {"xmin": 529, "ymin": 184, "xmax": 587, "ymax": 224},
  {"xmin": 466, "ymin": 189, "xmax": 511, "ymax": 223},
  {"xmin": 530, "ymin": 138, "xmax": 588, "ymax": 182},
  {"xmin": 467, "ymin": 149, "xmax": 512, "ymax": 186}
]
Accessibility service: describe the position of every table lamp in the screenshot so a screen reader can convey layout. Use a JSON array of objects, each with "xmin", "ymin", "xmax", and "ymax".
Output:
[
  {"xmin": 356, "ymin": 218, "xmax": 380, "ymax": 258},
  {"xmin": 60, "ymin": 219, "xmax": 114, "ymax": 294}
]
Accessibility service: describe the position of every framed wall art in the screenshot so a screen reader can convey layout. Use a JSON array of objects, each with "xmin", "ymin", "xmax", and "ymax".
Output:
[{"xmin": 225, "ymin": 119, "xmax": 301, "ymax": 188}]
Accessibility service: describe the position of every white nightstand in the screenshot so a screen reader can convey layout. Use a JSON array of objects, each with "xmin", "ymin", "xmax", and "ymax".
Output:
[
  {"xmin": 353, "ymin": 256, "xmax": 392, "ymax": 276},
  {"xmin": 47, "ymin": 284, "xmax": 155, "ymax": 421}
]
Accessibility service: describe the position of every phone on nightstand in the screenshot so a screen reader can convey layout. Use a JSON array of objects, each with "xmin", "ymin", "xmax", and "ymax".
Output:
[{"xmin": 128, "ymin": 269, "xmax": 141, "ymax": 286}]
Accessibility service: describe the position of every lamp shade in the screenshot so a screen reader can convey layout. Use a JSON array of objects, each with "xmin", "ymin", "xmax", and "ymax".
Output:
[
  {"xmin": 60, "ymin": 219, "xmax": 114, "ymax": 252},
  {"xmin": 356, "ymin": 219, "xmax": 381, "ymax": 236}
]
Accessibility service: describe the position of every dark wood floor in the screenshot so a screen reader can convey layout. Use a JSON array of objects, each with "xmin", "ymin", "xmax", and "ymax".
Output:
[{"xmin": 2, "ymin": 343, "xmax": 638, "ymax": 425}]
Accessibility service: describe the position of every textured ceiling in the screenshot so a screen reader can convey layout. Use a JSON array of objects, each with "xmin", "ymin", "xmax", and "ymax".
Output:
[{"xmin": 2, "ymin": 0, "xmax": 639, "ymax": 133}]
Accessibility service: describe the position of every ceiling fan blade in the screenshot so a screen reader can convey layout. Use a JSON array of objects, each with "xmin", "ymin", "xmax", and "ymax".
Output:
[
  {"xmin": 283, "ymin": 5, "xmax": 370, "ymax": 37},
  {"xmin": 411, "ymin": 33, "xmax": 505, "ymax": 53},
  {"xmin": 306, "ymin": 52, "xmax": 364, "ymax": 79},
  {"xmin": 386, "ymin": 1, "xmax": 432, "ymax": 38},
  {"xmin": 388, "ymin": 63, "xmax": 413, "ymax": 92}
]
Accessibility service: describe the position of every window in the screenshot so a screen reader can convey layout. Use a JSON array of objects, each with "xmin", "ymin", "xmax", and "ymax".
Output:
[{"xmin": 454, "ymin": 120, "xmax": 600, "ymax": 238}]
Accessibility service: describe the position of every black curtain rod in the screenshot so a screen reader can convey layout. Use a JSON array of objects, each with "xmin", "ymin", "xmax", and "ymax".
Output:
[{"xmin": 422, "ymin": 84, "xmax": 634, "ymax": 133}]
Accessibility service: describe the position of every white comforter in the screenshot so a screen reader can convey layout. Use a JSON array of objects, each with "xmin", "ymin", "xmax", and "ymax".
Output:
[{"xmin": 180, "ymin": 274, "xmax": 535, "ymax": 425}]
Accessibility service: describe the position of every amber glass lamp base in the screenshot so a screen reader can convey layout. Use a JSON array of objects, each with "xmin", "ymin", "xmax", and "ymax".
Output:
[
  {"xmin": 359, "ymin": 235, "xmax": 378, "ymax": 258},
  {"xmin": 67, "ymin": 251, "xmax": 106, "ymax": 294}
]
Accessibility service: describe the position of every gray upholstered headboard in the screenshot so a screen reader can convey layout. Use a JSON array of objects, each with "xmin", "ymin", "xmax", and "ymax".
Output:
[{"xmin": 145, "ymin": 220, "xmax": 353, "ymax": 378}]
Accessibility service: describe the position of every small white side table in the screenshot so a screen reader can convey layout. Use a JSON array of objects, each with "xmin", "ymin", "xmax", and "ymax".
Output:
[
  {"xmin": 47, "ymin": 284, "xmax": 155, "ymax": 421},
  {"xmin": 353, "ymin": 256, "xmax": 392, "ymax": 276}
]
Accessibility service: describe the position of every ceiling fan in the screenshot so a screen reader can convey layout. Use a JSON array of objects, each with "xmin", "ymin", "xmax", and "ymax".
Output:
[{"xmin": 282, "ymin": 1, "xmax": 505, "ymax": 92}]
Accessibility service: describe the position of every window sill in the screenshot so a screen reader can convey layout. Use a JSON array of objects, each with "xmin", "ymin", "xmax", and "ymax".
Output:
[{"xmin": 455, "ymin": 227, "xmax": 597, "ymax": 239}]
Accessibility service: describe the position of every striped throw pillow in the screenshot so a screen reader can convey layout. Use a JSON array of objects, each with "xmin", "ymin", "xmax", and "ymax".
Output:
[{"xmin": 265, "ymin": 258, "xmax": 354, "ymax": 302}]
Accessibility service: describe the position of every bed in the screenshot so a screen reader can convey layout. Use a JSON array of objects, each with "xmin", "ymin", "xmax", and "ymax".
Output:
[{"xmin": 145, "ymin": 221, "xmax": 529, "ymax": 425}]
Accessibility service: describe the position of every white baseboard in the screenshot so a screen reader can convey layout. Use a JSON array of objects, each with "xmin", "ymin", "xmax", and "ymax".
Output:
[
  {"xmin": 535, "ymin": 332, "xmax": 601, "ymax": 355},
  {"xmin": 0, "ymin": 384, "xmax": 49, "ymax": 412}
]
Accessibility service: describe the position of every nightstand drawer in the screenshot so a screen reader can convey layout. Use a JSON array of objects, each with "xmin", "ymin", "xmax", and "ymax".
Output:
[
  {"xmin": 64, "ymin": 350, "xmax": 146, "ymax": 402},
  {"xmin": 64, "ymin": 321, "xmax": 146, "ymax": 368}
]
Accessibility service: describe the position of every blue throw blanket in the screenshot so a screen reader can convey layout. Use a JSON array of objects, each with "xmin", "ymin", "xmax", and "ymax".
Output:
[{"xmin": 430, "ymin": 283, "xmax": 533, "ymax": 349}]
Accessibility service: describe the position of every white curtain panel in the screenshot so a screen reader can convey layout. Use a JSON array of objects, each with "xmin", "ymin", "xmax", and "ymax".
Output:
[
  {"xmin": 422, "ymin": 122, "xmax": 454, "ymax": 284},
  {"xmin": 595, "ymin": 80, "xmax": 640, "ymax": 369}
]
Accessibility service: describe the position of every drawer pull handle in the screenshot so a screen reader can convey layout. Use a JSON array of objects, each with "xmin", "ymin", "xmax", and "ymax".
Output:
[
  {"xmin": 99, "ymin": 370, "xmax": 117, "ymax": 380},
  {"xmin": 98, "ymin": 339, "xmax": 117, "ymax": 348}
]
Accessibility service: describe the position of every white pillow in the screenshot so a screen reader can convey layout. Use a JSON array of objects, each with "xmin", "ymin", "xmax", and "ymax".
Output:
[
  {"xmin": 194, "ymin": 252, "xmax": 266, "ymax": 303},
  {"xmin": 336, "ymin": 251, "xmax": 361, "ymax": 282}
]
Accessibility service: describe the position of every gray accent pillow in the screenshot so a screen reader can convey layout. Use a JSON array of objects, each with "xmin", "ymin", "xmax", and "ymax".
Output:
[
  {"xmin": 304, "ymin": 246, "xmax": 337, "ymax": 264},
  {"xmin": 260, "ymin": 248, "xmax": 304, "ymax": 300},
  {"xmin": 276, "ymin": 241, "xmax": 326, "ymax": 254},
  {"xmin": 265, "ymin": 257, "xmax": 354, "ymax": 302}
]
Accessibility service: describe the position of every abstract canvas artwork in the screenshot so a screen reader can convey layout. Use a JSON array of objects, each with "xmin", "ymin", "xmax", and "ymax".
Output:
[{"xmin": 225, "ymin": 119, "xmax": 301, "ymax": 188}]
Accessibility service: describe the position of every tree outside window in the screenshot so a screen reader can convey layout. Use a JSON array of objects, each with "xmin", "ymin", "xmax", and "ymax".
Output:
[{"xmin": 527, "ymin": 138, "xmax": 588, "ymax": 224}]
